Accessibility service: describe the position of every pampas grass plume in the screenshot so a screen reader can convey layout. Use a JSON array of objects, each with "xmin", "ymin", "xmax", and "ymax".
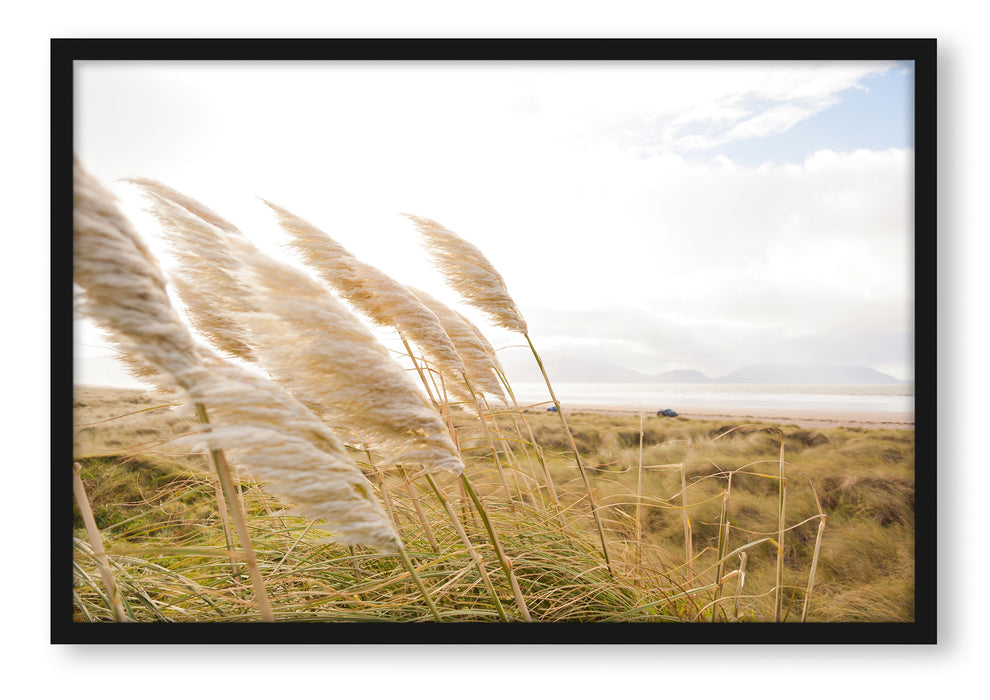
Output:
[
  {"xmin": 231, "ymin": 242, "xmax": 465, "ymax": 475},
  {"xmin": 126, "ymin": 178, "xmax": 259, "ymax": 363},
  {"xmin": 405, "ymin": 214, "xmax": 528, "ymax": 335},
  {"xmin": 74, "ymin": 159, "xmax": 202, "ymax": 385},
  {"xmin": 407, "ymin": 286, "xmax": 507, "ymax": 403},
  {"xmin": 181, "ymin": 352, "xmax": 402, "ymax": 551},
  {"xmin": 264, "ymin": 200, "xmax": 467, "ymax": 378}
]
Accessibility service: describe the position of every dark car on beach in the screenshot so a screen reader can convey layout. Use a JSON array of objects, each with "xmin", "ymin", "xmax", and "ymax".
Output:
[{"xmin": 657, "ymin": 409, "xmax": 678, "ymax": 417}]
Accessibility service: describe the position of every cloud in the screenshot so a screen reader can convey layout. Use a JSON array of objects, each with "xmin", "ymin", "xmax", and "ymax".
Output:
[
  {"xmin": 498, "ymin": 303, "xmax": 913, "ymax": 380},
  {"xmin": 553, "ymin": 61, "xmax": 897, "ymax": 157},
  {"xmin": 73, "ymin": 62, "xmax": 914, "ymax": 383}
]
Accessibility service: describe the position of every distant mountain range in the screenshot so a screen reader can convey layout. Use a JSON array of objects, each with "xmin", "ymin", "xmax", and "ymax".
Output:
[
  {"xmin": 716, "ymin": 363, "xmax": 901, "ymax": 384},
  {"xmin": 500, "ymin": 355, "xmax": 905, "ymax": 384},
  {"xmin": 77, "ymin": 349, "xmax": 906, "ymax": 391}
]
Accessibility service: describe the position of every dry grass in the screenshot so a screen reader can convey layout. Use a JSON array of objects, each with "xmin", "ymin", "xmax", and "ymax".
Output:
[
  {"xmin": 515, "ymin": 409, "xmax": 915, "ymax": 622},
  {"xmin": 73, "ymin": 387, "xmax": 914, "ymax": 623}
]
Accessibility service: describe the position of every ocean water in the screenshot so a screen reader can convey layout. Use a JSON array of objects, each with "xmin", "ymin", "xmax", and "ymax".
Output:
[{"xmin": 507, "ymin": 382, "xmax": 915, "ymax": 415}]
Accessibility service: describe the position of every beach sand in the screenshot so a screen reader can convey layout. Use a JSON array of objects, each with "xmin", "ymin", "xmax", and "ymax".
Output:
[{"xmin": 540, "ymin": 403, "xmax": 915, "ymax": 431}]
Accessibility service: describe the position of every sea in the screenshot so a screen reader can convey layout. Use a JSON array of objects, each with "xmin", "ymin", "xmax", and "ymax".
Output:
[{"xmin": 507, "ymin": 382, "xmax": 915, "ymax": 416}]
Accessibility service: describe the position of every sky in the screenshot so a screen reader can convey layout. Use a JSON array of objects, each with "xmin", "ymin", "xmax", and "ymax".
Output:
[{"xmin": 73, "ymin": 59, "xmax": 915, "ymax": 384}]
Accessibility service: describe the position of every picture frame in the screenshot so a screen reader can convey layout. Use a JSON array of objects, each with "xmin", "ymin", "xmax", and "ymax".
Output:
[{"xmin": 55, "ymin": 37, "xmax": 936, "ymax": 644}]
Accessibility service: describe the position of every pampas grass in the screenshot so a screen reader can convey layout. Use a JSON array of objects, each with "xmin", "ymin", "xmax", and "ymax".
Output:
[
  {"xmin": 409, "ymin": 213, "xmax": 613, "ymax": 572},
  {"xmin": 405, "ymin": 214, "xmax": 528, "ymax": 334},
  {"xmin": 73, "ymin": 160, "xmax": 452, "ymax": 620},
  {"xmin": 125, "ymin": 177, "xmax": 259, "ymax": 363},
  {"xmin": 257, "ymin": 203, "xmax": 540, "ymax": 614},
  {"xmin": 75, "ymin": 159, "xmax": 274, "ymax": 618},
  {"xmin": 81, "ymin": 163, "xmax": 403, "ymax": 552},
  {"xmin": 231, "ymin": 242, "xmax": 465, "ymax": 475},
  {"xmin": 179, "ymin": 353, "xmax": 403, "ymax": 552},
  {"xmin": 407, "ymin": 287, "xmax": 506, "ymax": 404},
  {"xmin": 128, "ymin": 180, "xmax": 465, "ymax": 476},
  {"xmin": 262, "ymin": 201, "xmax": 475, "ymax": 407},
  {"xmin": 74, "ymin": 160, "xmax": 202, "ymax": 387}
]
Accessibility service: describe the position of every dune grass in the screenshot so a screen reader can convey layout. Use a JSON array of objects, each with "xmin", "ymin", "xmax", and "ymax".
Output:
[
  {"xmin": 72, "ymin": 386, "xmax": 914, "ymax": 623},
  {"xmin": 519, "ymin": 410, "xmax": 915, "ymax": 622}
]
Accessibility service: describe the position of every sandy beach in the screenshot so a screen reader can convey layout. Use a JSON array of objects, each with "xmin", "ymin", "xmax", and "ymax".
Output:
[
  {"xmin": 75, "ymin": 384, "xmax": 914, "ymax": 432},
  {"xmin": 542, "ymin": 403, "xmax": 915, "ymax": 431}
]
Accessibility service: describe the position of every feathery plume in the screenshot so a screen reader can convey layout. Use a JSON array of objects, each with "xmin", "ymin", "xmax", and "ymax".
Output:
[
  {"xmin": 261, "ymin": 199, "xmax": 355, "ymax": 263},
  {"xmin": 180, "ymin": 353, "xmax": 401, "ymax": 551},
  {"xmin": 126, "ymin": 176, "xmax": 241, "ymax": 234},
  {"xmin": 407, "ymin": 287, "xmax": 507, "ymax": 403},
  {"xmin": 405, "ymin": 214, "xmax": 528, "ymax": 334},
  {"xmin": 128, "ymin": 181, "xmax": 464, "ymax": 475},
  {"xmin": 126, "ymin": 178, "xmax": 259, "ymax": 363},
  {"xmin": 75, "ymin": 159, "xmax": 401, "ymax": 552},
  {"xmin": 264, "ymin": 201, "xmax": 466, "ymax": 379},
  {"xmin": 406, "ymin": 212, "xmax": 612, "ymax": 570},
  {"xmin": 74, "ymin": 159, "xmax": 202, "ymax": 386},
  {"xmin": 231, "ymin": 242, "xmax": 465, "ymax": 474},
  {"xmin": 454, "ymin": 309, "xmax": 508, "ymax": 380}
]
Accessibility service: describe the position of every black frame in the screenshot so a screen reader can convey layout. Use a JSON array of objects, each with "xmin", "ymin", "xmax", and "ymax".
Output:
[{"xmin": 54, "ymin": 38, "xmax": 936, "ymax": 644}]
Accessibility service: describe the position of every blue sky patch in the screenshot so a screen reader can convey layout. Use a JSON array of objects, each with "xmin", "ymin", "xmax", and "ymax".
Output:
[{"xmin": 711, "ymin": 62, "xmax": 914, "ymax": 166}]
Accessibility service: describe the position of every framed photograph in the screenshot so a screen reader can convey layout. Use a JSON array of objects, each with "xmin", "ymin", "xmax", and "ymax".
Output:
[{"xmin": 56, "ymin": 38, "xmax": 935, "ymax": 643}]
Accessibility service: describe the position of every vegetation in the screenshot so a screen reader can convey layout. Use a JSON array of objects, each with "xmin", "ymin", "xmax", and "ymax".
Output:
[
  {"xmin": 72, "ymin": 387, "xmax": 914, "ymax": 623},
  {"xmin": 71, "ymin": 158, "xmax": 914, "ymax": 624}
]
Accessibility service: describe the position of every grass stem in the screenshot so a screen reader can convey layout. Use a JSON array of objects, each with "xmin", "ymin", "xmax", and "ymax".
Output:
[
  {"xmin": 399, "ymin": 333, "xmax": 439, "ymax": 408},
  {"xmin": 801, "ymin": 481, "xmax": 827, "ymax": 622},
  {"xmin": 72, "ymin": 462, "xmax": 128, "ymax": 622},
  {"xmin": 523, "ymin": 332, "xmax": 612, "ymax": 574},
  {"xmin": 635, "ymin": 407, "xmax": 644, "ymax": 575},
  {"xmin": 194, "ymin": 403, "xmax": 274, "ymax": 622},
  {"xmin": 460, "ymin": 474, "xmax": 532, "ymax": 621},
  {"xmin": 463, "ymin": 373, "xmax": 515, "ymax": 506},
  {"xmin": 397, "ymin": 547, "xmax": 442, "ymax": 622},
  {"xmin": 397, "ymin": 465, "xmax": 440, "ymax": 552},
  {"xmin": 774, "ymin": 432, "xmax": 787, "ymax": 623},
  {"xmin": 680, "ymin": 463, "xmax": 693, "ymax": 582},
  {"xmin": 424, "ymin": 473, "xmax": 509, "ymax": 622},
  {"xmin": 494, "ymin": 367, "xmax": 563, "ymax": 516}
]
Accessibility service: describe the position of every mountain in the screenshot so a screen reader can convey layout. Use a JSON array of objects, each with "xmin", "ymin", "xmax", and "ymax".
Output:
[
  {"xmin": 715, "ymin": 363, "xmax": 902, "ymax": 384},
  {"xmin": 497, "ymin": 353, "xmax": 903, "ymax": 385}
]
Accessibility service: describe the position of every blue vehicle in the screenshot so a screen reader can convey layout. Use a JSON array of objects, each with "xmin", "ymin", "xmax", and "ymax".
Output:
[
  {"xmin": 547, "ymin": 405, "xmax": 558, "ymax": 412},
  {"xmin": 657, "ymin": 409, "xmax": 678, "ymax": 417}
]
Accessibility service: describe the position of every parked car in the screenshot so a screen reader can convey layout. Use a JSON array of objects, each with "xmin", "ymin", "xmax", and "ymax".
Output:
[
  {"xmin": 547, "ymin": 405, "xmax": 558, "ymax": 412},
  {"xmin": 657, "ymin": 408, "xmax": 678, "ymax": 417}
]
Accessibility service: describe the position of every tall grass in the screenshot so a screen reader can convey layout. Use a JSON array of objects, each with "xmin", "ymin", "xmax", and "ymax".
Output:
[
  {"xmin": 409, "ymin": 214, "xmax": 615, "ymax": 573},
  {"xmin": 71, "ymin": 164, "xmax": 914, "ymax": 623},
  {"xmin": 74, "ymin": 387, "xmax": 915, "ymax": 622},
  {"xmin": 76, "ymin": 162, "xmax": 442, "ymax": 619}
]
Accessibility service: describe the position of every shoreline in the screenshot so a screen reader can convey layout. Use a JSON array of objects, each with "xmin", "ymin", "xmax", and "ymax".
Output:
[
  {"xmin": 526, "ymin": 402, "xmax": 915, "ymax": 431},
  {"xmin": 75, "ymin": 384, "xmax": 915, "ymax": 432}
]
